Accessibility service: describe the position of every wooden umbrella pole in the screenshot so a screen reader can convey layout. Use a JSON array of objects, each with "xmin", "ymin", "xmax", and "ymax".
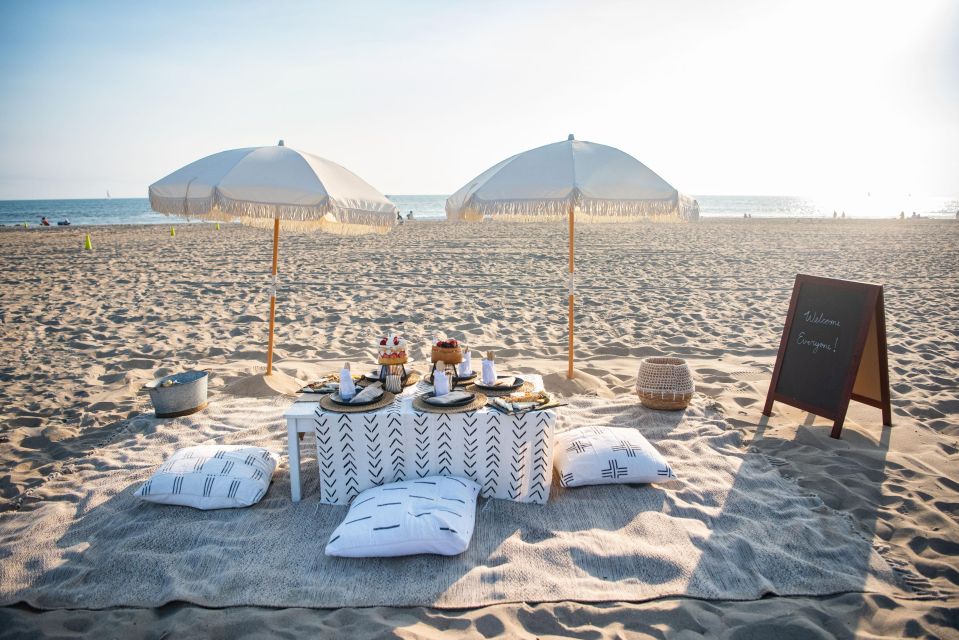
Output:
[
  {"xmin": 266, "ymin": 217, "xmax": 280, "ymax": 375},
  {"xmin": 568, "ymin": 204, "xmax": 575, "ymax": 379}
]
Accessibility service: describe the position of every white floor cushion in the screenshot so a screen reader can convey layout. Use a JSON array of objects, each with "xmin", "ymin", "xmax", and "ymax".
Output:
[
  {"xmin": 326, "ymin": 475, "xmax": 480, "ymax": 558},
  {"xmin": 554, "ymin": 426, "xmax": 676, "ymax": 487},
  {"xmin": 134, "ymin": 445, "xmax": 278, "ymax": 509}
]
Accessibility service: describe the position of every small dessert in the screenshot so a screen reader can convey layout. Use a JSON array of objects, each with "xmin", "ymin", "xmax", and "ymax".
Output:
[
  {"xmin": 377, "ymin": 334, "xmax": 408, "ymax": 365},
  {"xmin": 431, "ymin": 338, "xmax": 463, "ymax": 365}
]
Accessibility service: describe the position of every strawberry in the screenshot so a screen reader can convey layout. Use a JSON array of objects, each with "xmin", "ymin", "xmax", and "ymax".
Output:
[{"xmin": 380, "ymin": 338, "xmax": 387, "ymax": 346}]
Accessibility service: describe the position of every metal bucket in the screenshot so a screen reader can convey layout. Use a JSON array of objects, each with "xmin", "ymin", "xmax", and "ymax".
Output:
[{"xmin": 143, "ymin": 370, "xmax": 209, "ymax": 418}]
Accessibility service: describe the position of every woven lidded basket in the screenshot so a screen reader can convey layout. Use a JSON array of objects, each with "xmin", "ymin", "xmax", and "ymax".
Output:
[{"xmin": 636, "ymin": 357, "xmax": 694, "ymax": 410}]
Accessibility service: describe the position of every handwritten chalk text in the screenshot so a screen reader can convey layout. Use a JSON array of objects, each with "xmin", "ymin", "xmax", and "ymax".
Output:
[
  {"xmin": 802, "ymin": 310, "xmax": 841, "ymax": 327},
  {"xmin": 797, "ymin": 332, "xmax": 839, "ymax": 354}
]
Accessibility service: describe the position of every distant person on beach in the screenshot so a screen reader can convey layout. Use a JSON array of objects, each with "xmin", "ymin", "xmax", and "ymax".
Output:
[
  {"xmin": 912, "ymin": 211, "xmax": 917, "ymax": 219},
  {"xmin": 57, "ymin": 219, "xmax": 70, "ymax": 226},
  {"xmin": 40, "ymin": 216, "xmax": 50, "ymax": 226},
  {"xmin": 407, "ymin": 210, "xmax": 413, "ymax": 220},
  {"xmin": 833, "ymin": 210, "xmax": 837, "ymax": 219},
  {"xmin": 396, "ymin": 212, "xmax": 403, "ymax": 224},
  {"xmin": 900, "ymin": 211, "xmax": 905, "ymax": 220},
  {"xmin": 841, "ymin": 211, "xmax": 846, "ymax": 219}
]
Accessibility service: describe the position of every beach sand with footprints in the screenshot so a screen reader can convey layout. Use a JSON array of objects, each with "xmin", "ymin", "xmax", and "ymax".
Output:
[{"xmin": 0, "ymin": 218, "xmax": 957, "ymax": 637}]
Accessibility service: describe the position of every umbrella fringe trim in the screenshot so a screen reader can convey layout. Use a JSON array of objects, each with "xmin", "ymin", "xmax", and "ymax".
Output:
[
  {"xmin": 149, "ymin": 193, "xmax": 216, "ymax": 217},
  {"xmin": 148, "ymin": 191, "xmax": 397, "ymax": 235},
  {"xmin": 448, "ymin": 195, "xmax": 699, "ymax": 223}
]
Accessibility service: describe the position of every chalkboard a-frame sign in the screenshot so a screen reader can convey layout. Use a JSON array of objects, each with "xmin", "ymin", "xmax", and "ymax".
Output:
[{"xmin": 762, "ymin": 274, "xmax": 891, "ymax": 439}]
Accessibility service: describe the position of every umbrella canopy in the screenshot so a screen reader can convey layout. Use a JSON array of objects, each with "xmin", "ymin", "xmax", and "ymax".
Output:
[
  {"xmin": 149, "ymin": 142, "xmax": 398, "ymax": 378},
  {"xmin": 445, "ymin": 135, "xmax": 697, "ymax": 379},
  {"xmin": 445, "ymin": 135, "xmax": 698, "ymax": 222},
  {"xmin": 150, "ymin": 143, "xmax": 398, "ymax": 234}
]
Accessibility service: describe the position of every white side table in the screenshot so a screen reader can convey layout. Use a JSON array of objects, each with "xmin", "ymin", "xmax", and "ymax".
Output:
[{"xmin": 284, "ymin": 401, "xmax": 318, "ymax": 502}]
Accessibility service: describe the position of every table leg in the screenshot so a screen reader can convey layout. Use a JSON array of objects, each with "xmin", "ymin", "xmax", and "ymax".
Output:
[{"xmin": 287, "ymin": 419, "xmax": 302, "ymax": 502}]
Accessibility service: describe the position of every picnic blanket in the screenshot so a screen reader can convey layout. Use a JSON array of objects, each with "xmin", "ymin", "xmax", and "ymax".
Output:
[{"xmin": 0, "ymin": 395, "xmax": 903, "ymax": 609}]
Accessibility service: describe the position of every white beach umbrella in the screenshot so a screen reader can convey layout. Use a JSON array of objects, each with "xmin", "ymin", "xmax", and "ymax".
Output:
[
  {"xmin": 446, "ymin": 135, "xmax": 698, "ymax": 379},
  {"xmin": 150, "ymin": 141, "xmax": 398, "ymax": 375}
]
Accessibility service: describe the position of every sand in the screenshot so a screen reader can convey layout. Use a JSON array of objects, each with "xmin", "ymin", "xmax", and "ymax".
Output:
[{"xmin": 0, "ymin": 218, "xmax": 956, "ymax": 637}]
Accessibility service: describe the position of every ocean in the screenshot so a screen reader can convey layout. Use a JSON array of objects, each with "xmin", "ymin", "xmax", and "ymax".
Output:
[{"xmin": 1, "ymin": 194, "xmax": 956, "ymax": 227}]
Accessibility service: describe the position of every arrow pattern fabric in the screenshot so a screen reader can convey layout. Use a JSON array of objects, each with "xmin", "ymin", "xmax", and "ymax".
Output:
[{"xmin": 313, "ymin": 375, "xmax": 555, "ymax": 504}]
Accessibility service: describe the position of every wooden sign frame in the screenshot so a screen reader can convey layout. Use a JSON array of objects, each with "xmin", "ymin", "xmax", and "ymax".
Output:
[{"xmin": 762, "ymin": 274, "xmax": 891, "ymax": 439}]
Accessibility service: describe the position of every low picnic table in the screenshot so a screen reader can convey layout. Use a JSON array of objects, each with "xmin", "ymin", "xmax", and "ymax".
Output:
[{"xmin": 284, "ymin": 375, "xmax": 556, "ymax": 505}]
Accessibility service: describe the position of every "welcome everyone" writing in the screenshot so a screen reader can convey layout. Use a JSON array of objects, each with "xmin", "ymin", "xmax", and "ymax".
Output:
[{"xmin": 796, "ymin": 309, "xmax": 842, "ymax": 354}]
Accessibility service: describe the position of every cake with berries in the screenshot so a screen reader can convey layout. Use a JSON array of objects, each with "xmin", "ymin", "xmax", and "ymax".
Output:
[
  {"xmin": 431, "ymin": 338, "xmax": 463, "ymax": 365},
  {"xmin": 377, "ymin": 334, "xmax": 408, "ymax": 365}
]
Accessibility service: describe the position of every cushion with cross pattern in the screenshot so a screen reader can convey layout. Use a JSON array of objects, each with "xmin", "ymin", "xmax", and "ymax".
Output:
[{"xmin": 554, "ymin": 426, "xmax": 675, "ymax": 487}]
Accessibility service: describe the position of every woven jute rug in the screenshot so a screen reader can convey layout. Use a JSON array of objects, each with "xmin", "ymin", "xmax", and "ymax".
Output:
[{"xmin": 0, "ymin": 395, "xmax": 903, "ymax": 609}]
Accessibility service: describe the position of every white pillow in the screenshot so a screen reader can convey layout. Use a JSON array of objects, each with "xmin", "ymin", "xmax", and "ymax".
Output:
[
  {"xmin": 326, "ymin": 475, "xmax": 480, "ymax": 558},
  {"xmin": 554, "ymin": 426, "xmax": 676, "ymax": 487},
  {"xmin": 134, "ymin": 445, "xmax": 278, "ymax": 510}
]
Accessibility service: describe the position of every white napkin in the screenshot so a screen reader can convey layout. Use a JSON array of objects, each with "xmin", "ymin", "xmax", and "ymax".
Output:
[
  {"xmin": 458, "ymin": 349, "xmax": 472, "ymax": 377},
  {"xmin": 426, "ymin": 390, "xmax": 472, "ymax": 406},
  {"xmin": 433, "ymin": 369, "xmax": 451, "ymax": 396},
  {"xmin": 481, "ymin": 359, "xmax": 497, "ymax": 385},
  {"xmin": 339, "ymin": 367, "xmax": 356, "ymax": 401},
  {"xmin": 350, "ymin": 382, "xmax": 384, "ymax": 404}
]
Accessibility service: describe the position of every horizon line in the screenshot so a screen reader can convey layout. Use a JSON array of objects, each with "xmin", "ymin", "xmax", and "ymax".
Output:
[{"xmin": 2, "ymin": 193, "xmax": 958, "ymax": 203}]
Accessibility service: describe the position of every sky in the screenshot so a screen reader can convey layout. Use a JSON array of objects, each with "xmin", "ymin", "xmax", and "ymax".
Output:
[{"xmin": 0, "ymin": 0, "xmax": 956, "ymax": 200}]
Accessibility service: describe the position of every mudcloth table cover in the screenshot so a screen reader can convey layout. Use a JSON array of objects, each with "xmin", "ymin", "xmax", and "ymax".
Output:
[{"xmin": 284, "ymin": 376, "xmax": 555, "ymax": 505}]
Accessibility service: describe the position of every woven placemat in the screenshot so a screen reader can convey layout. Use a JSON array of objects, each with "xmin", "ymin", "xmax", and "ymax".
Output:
[
  {"xmin": 358, "ymin": 370, "xmax": 422, "ymax": 389},
  {"xmin": 412, "ymin": 392, "xmax": 488, "ymax": 414},
  {"xmin": 467, "ymin": 379, "xmax": 534, "ymax": 397},
  {"xmin": 319, "ymin": 390, "xmax": 396, "ymax": 414}
]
